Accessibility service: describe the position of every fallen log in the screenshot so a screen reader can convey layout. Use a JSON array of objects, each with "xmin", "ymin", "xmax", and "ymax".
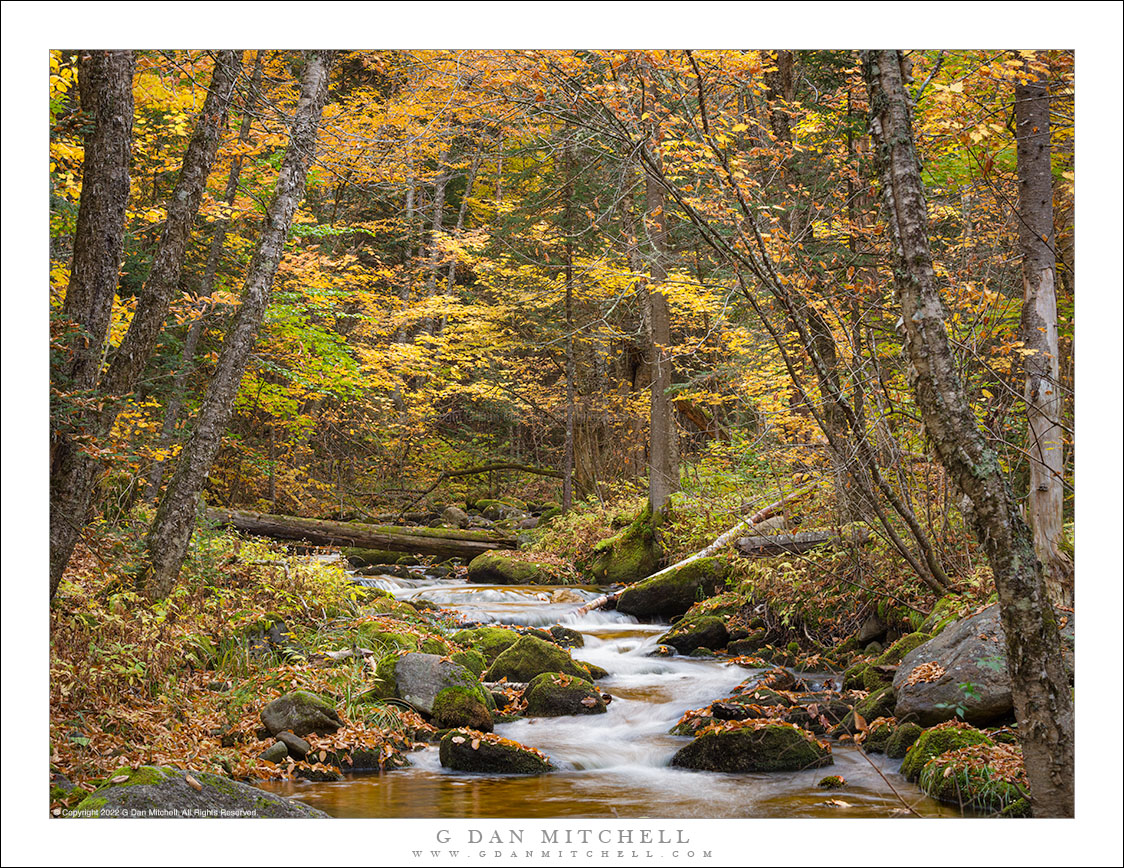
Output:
[
  {"xmin": 205, "ymin": 508, "xmax": 515, "ymax": 559},
  {"xmin": 734, "ymin": 526, "xmax": 870, "ymax": 557}
]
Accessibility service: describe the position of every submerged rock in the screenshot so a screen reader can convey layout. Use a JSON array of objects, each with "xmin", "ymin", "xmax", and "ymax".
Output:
[
  {"xmin": 260, "ymin": 690, "xmax": 342, "ymax": 737},
  {"xmin": 438, "ymin": 729, "xmax": 555, "ymax": 774},
  {"xmin": 670, "ymin": 721, "xmax": 832, "ymax": 773},
  {"xmin": 73, "ymin": 766, "xmax": 327, "ymax": 818}
]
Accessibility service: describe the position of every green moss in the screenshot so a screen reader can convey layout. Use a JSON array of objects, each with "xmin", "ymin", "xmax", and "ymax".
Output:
[
  {"xmin": 451, "ymin": 648, "xmax": 487, "ymax": 677},
  {"xmin": 658, "ymin": 615, "xmax": 729, "ymax": 654},
  {"xmin": 589, "ymin": 507, "xmax": 662, "ymax": 584},
  {"xmin": 874, "ymin": 631, "xmax": 932, "ymax": 665},
  {"xmin": 483, "ymin": 634, "xmax": 589, "ymax": 682},
  {"xmin": 862, "ymin": 719, "xmax": 896, "ymax": 753},
  {"xmin": 439, "ymin": 729, "xmax": 555, "ymax": 774},
  {"xmin": 615, "ymin": 557, "xmax": 728, "ymax": 618},
  {"xmin": 862, "ymin": 666, "xmax": 893, "ymax": 692},
  {"xmin": 467, "ymin": 551, "xmax": 578, "ymax": 586},
  {"xmin": 842, "ymin": 663, "xmax": 869, "ymax": 691},
  {"xmin": 452, "ymin": 626, "xmax": 521, "ymax": 662},
  {"xmin": 817, "ymin": 775, "xmax": 846, "ymax": 789},
  {"xmin": 885, "ymin": 722, "xmax": 923, "ymax": 758},
  {"xmin": 899, "ymin": 723, "xmax": 994, "ymax": 781},
  {"xmin": 524, "ymin": 672, "xmax": 606, "ymax": 717},
  {"xmin": 918, "ymin": 744, "xmax": 1028, "ymax": 815},
  {"xmin": 343, "ymin": 547, "xmax": 403, "ymax": 567},
  {"xmin": 433, "ymin": 686, "xmax": 494, "ymax": 731},
  {"xmin": 920, "ymin": 594, "xmax": 967, "ymax": 635},
  {"xmin": 670, "ymin": 723, "xmax": 833, "ymax": 773}
]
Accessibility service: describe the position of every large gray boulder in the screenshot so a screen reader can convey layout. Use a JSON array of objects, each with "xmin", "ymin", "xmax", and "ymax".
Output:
[
  {"xmin": 615, "ymin": 557, "xmax": 727, "ymax": 619},
  {"xmin": 72, "ymin": 766, "xmax": 327, "ymax": 818},
  {"xmin": 893, "ymin": 604, "xmax": 1074, "ymax": 726},
  {"xmin": 394, "ymin": 652, "xmax": 489, "ymax": 715}
]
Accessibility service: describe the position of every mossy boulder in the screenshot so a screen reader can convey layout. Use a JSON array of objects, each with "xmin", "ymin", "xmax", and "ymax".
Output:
[
  {"xmin": 450, "ymin": 648, "xmax": 487, "ymax": 677},
  {"xmin": 483, "ymin": 634, "xmax": 590, "ymax": 683},
  {"xmin": 261, "ymin": 691, "xmax": 342, "ymax": 737},
  {"xmin": 439, "ymin": 729, "xmax": 555, "ymax": 774},
  {"xmin": 588, "ymin": 509, "xmax": 663, "ymax": 585},
  {"xmin": 899, "ymin": 722, "xmax": 994, "ymax": 781},
  {"xmin": 885, "ymin": 721, "xmax": 924, "ymax": 758},
  {"xmin": 917, "ymin": 742, "xmax": 1029, "ymax": 815},
  {"xmin": 432, "ymin": 686, "xmax": 494, "ymax": 732},
  {"xmin": 615, "ymin": 557, "xmax": 727, "ymax": 619},
  {"xmin": 670, "ymin": 722, "xmax": 833, "ymax": 773},
  {"xmin": 343, "ymin": 547, "xmax": 404, "ymax": 568},
  {"xmin": 451, "ymin": 626, "xmax": 522, "ymax": 663},
  {"xmin": 523, "ymin": 672, "xmax": 607, "ymax": 717},
  {"xmin": 72, "ymin": 766, "xmax": 327, "ymax": 818},
  {"xmin": 920, "ymin": 594, "xmax": 967, "ymax": 634},
  {"xmin": 548, "ymin": 624, "xmax": 584, "ymax": 648},
  {"xmin": 657, "ymin": 616, "xmax": 729, "ymax": 654},
  {"xmin": 861, "ymin": 718, "xmax": 896, "ymax": 753},
  {"xmin": 862, "ymin": 665, "xmax": 896, "ymax": 692},
  {"xmin": 393, "ymin": 652, "xmax": 491, "ymax": 715},
  {"xmin": 836, "ymin": 686, "xmax": 896, "ymax": 734},
  {"xmin": 467, "ymin": 550, "xmax": 578, "ymax": 585}
]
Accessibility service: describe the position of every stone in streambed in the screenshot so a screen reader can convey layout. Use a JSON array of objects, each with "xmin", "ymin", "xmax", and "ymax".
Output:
[
  {"xmin": 261, "ymin": 690, "xmax": 342, "ymax": 737},
  {"xmin": 523, "ymin": 672, "xmax": 607, "ymax": 717},
  {"xmin": 670, "ymin": 722, "xmax": 832, "ymax": 773},
  {"xmin": 615, "ymin": 557, "xmax": 727, "ymax": 619},
  {"xmin": 483, "ymin": 634, "xmax": 593, "ymax": 683},
  {"xmin": 439, "ymin": 729, "xmax": 555, "ymax": 774}
]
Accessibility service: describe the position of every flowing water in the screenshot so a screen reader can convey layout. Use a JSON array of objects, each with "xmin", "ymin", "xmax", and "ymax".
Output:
[{"xmin": 262, "ymin": 571, "xmax": 957, "ymax": 818}]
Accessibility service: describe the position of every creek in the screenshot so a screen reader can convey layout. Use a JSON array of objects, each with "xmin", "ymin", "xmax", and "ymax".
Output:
[{"xmin": 262, "ymin": 570, "xmax": 957, "ymax": 818}]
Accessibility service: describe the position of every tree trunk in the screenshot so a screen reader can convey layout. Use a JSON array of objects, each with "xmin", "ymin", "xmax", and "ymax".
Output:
[
  {"xmin": 49, "ymin": 52, "xmax": 241, "ymax": 597},
  {"xmin": 205, "ymin": 508, "xmax": 514, "ymax": 559},
  {"xmin": 865, "ymin": 49, "xmax": 1073, "ymax": 818},
  {"xmin": 1015, "ymin": 55, "xmax": 1070, "ymax": 607},
  {"xmin": 50, "ymin": 49, "xmax": 135, "ymax": 599},
  {"xmin": 143, "ymin": 50, "xmax": 337, "ymax": 599}
]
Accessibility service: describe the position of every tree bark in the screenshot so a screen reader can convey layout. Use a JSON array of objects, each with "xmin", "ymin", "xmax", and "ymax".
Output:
[
  {"xmin": 147, "ymin": 51, "xmax": 264, "ymax": 501},
  {"xmin": 205, "ymin": 508, "xmax": 514, "ymax": 559},
  {"xmin": 49, "ymin": 51, "xmax": 241, "ymax": 597},
  {"xmin": 50, "ymin": 50, "xmax": 135, "ymax": 599},
  {"xmin": 1015, "ymin": 55, "xmax": 1070, "ymax": 607},
  {"xmin": 143, "ymin": 50, "xmax": 337, "ymax": 599},
  {"xmin": 865, "ymin": 49, "xmax": 1073, "ymax": 817}
]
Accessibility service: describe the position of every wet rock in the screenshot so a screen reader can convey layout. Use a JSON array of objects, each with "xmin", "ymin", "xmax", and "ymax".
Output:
[
  {"xmin": 670, "ymin": 722, "xmax": 833, "ymax": 773},
  {"xmin": 261, "ymin": 691, "xmax": 342, "ymax": 737},
  {"xmin": 523, "ymin": 672, "xmax": 607, "ymax": 717},
  {"xmin": 885, "ymin": 721, "xmax": 923, "ymax": 758},
  {"xmin": 548, "ymin": 624, "xmax": 584, "ymax": 648},
  {"xmin": 432, "ymin": 686, "xmax": 494, "ymax": 732},
  {"xmin": 452, "ymin": 626, "xmax": 522, "ymax": 663},
  {"xmin": 615, "ymin": 557, "xmax": 727, "ymax": 619},
  {"xmin": 260, "ymin": 741, "xmax": 289, "ymax": 763},
  {"xmin": 893, "ymin": 604, "xmax": 1074, "ymax": 727},
  {"xmin": 467, "ymin": 551, "xmax": 578, "ymax": 585},
  {"xmin": 817, "ymin": 775, "xmax": 846, "ymax": 789},
  {"xmin": 483, "ymin": 634, "xmax": 591, "ymax": 683},
  {"xmin": 343, "ymin": 547, "xmax": 403, "ymax": 568},
  {"xmin": 439, "ymin": 729, "xmax": 555, "ymax": 774},
  {"xmin": 73, "ymin": 766, "xmax": 328, "ymax": 818},
  {"xmin": 657, "ymin": 616, "xmax": 728, "ymax": 654}
]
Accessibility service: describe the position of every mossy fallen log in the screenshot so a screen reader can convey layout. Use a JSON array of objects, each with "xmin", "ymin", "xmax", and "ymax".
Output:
[{"xmin": 205, "ymin": 508, "xmax": 515, "ymax": 558}]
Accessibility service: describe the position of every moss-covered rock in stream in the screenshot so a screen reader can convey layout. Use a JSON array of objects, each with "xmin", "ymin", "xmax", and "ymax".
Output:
[
  {"xmin": 548, "ymin": 624, "xmax": 584, "ymax": 648},
  {"xmin": 835, "ymin": 686, "xmax": 896, "ymax": 735},
  {"xmin": 260, "ymin": 690, "xmax": 342, "ymax": 737},
  {"xmin": 670, "ymin": 721, "xmax": 833, "ymax": 773},
  {"xmin": 588, "ymin": 508, "xmax": 663, "ymax": 585},
  {"xmin": 615, "ymin": 557, "xmax": 728, "ymax": 619},
  {"xmin": 391, "ymin": 652, "xmax": 492, "ymax": 716},
  {"xmin": 72, "ymin": 766, "xmax": 328, "ymax": 818},
  {"xmin": 432, "ymin": 686, "xmax": 494, "ymax": 732},
  {"xmin": 467, "ymin": 550, "xmax": 579, "ymax": 585},
  {"xmin": 523, "ymin": 672, "xmax": 607, "ymax": 717},
  {"xmin": 343, "ymin": 547, "xmax": 406, "ymax": 567},
  {"xmin": 885, "ymin": 721, "xmax": 924, "ymax": 758},
  {"xmin": 483, "ymin": 634, "xmax": 592, "ymax": 683},
  {"xmin": 899, "ymin": 721, "xmax": 994, "ymax": 781},
  {"xmin": 917, "ymin": 742, "xmax": 1029, "ymax": 815},
  {"xmin": 439, "ymin": 729, "xmax": 555, "ymax": 774},
  {"xmin": 658, "ymin": 616, "xmax": 729, "ymax": 654},
  {"xmin": 450, "ymin": 648, "xmax": 487, "ymax": 677},
  {"xmin": 861, "ymin": 718, "xmax": 896, "ymax": 753},
  {"xmin": 452, "ymin": 626, "xmax": 523, "ymax": 663}
]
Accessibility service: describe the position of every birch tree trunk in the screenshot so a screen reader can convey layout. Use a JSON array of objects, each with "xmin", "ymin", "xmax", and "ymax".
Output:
[
  {"xmin": 49, "ymin": 49, "xmax": 135, "ymax": 599},
  {"xmin": 864, "ymin": 49, "xmax": 1073, "ymax": 817},
  {"xmin": 1015, "ymin": 55, "xmax": 1070, "ymax": 607},
  {"xmin": 143, "ymin": 50, "xmax": 337, "ymax": 599}
]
